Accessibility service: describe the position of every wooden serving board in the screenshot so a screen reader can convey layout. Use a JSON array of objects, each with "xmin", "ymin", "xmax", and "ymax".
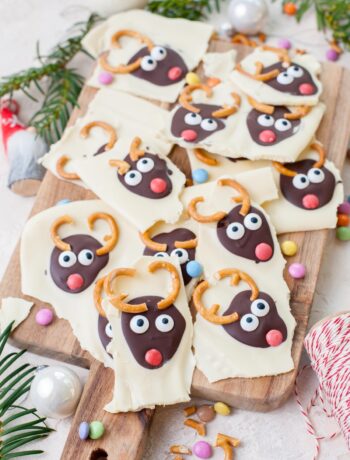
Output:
[{"xmin": 1, "ymin": 40, "xmax": 350, "ymax": 460}]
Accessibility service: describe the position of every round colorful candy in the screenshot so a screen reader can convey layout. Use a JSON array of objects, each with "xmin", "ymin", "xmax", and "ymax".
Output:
[
  {"xmin": 337, "ymin": 213, "xmax": 350, "ymax": 227},
  {"xmin": 98, "ymin": 72, "xmax": 114, "ymax": 85},
  {"xmin": 283, "ymin": 2, "xmax": 297, "ymax": 15},
  {"xmin": 281, "ymin": 240, "xmax": 298, "ymax": 257},
  {"xmin": 78, "ymin": 421, "xmax": 90, "ymax": 440},
  {"xmin": 277, "ymin": 38, "xmax": 292, "ymax": 50},
  {"xmin": 213, "ymin": 401, "xmax": 230, "ymax": 416},
  {"xmin": 338, "ymin": 201, "xmax": 350, "ymax": 215},
  {"xmin": 56, "ymin": 198, "xmax": 71, "ymax": 206},
  {"xmin": 89, "ymin": 421, "xmax": 105, "ymax": 440},
  {"xmin": 255, "ymin": 242, "xmax": 273, "ymax": 261},
  {"xmin": 336, "ymin": 226, "xmax": 350, "ymax": 241},
  {"xmin": 325, "ymin": 49, "xmax": 339, "ymax": 62},
  {"xmin": 35, "ymin": 308, "xmax": 54, "ymax": 326},
  {"xmin": 186, "ymin": 260, "xmax": 203, "ymax": 278},
  {"xmin": 185, "ymin": 72, "xmax": 201, "ymax": 85},
  {"xmin": 197, "ymin": 405, "xmax": 215, "ymax": 422},
  {"xmin": 193, "ymin": 440, "xmax": 212, "ymax": 459},
  {"xmin": 288, "ymin": 262, "xmax": 306, "ymax": 279},
  {"xmin": 192, "ymin": 168, "xmax": 209, "ymax": 184}
]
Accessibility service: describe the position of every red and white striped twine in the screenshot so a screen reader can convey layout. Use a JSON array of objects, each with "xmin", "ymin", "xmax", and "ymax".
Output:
[{"xmin": 294, "ymin": 313, "xmax": 350, "ymax": 459}]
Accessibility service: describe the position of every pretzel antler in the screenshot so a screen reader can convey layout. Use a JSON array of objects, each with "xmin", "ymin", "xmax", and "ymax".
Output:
[
  {"xmin": 215, "ymin": 268, "xmax": 259, "ymax": 301},
  {"xmin": 129, "ymin": 137, "xmax": 145, "ymax": 162},
  {"xmin": 273, "ymin": 143, "xmax": 325, "ymax": 177},
  {"xmin": 110, "ymin": 30, "xmax": 154, "ymax": 51},
  {"xmin": 272, "ymin": 161, "xmax": 297, "ymax": 177},
  {"xmin": 88, "ymin": 213, "xmax": 119, "ymax": 256},
  {"xmin": 212, "ymin": 92, "xmax": 241, "ymax": 118},
  {"xmin": 139, "ymin": 229, "xmax": 197, "ymax": 252},
  {"xmin": 284, "ymin": 106, "xmax": 311, "ymax": 120},
  {"xmin": 179, "ymin": 84, "xmax": 212, "ymax": 113},
  {"xmin": 193, "ymin": 148, "xmax": 219, "ymax": 166},
  {"xmin": 235, "ymin": 62, "xmax": 279, "ymax": 82},
  {"xmin": 218, "ymin": 178, "xmax": 251, "ymax": 216},
  {"xmin": 51, "ymin": 215, "xmax": 74, "ymax": 251},
  {"xmin": 56, "ymin": 156, "xmax": 80, "ymax": 181},
  {"xmin": 80, "ymin": 121, "xmax": 117, "ymax": 151},
  {"xmin": 148, "ymin": 260, "xmax": 180, "ymax": 310},
  {"xmin": 187, "ymin": 196, "xmax": 227, "ymax": 223},
  {"xmin": 109, "ymin": 159, "xmax": 130, "ymax": 175},
  {"xmin": 93, "ymin": 276, "xmax": 107, "ymax": 317},
  {"xmin": 247, "ymin": 96, "xmax": 275, "ymax": 115}
]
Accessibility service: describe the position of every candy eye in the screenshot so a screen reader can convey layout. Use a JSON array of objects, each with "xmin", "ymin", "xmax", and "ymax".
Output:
[
  {"xmin": 105, "ymin": 322, "xmax": 113, "ymax": 339},
  {"xmin": 124, "ymin": 170, "xmax": 142, "ymax": 186},
  {"xmin": 140, "ymin": 56, "xmax": 157, "ymax": 71},
  {"xmin": 257, "ymin": 114, "xmax": 274, "ymax": 127},
  {"xmin": 151, "ymin": 46, "xmax": 167, "ymax": 61},
  {"xmin": 240, "ymin": 314, "xmax": 259, "ymax": 332},
  {"xmin": 184, "ymin": 112, "xmax": 202, "ymax": 126},
  {"xmin": 58, "ymin": 251, "xmax": 77, "ymax": 268},
  {"xmin": 155, "ymin": 314, "xmax": 174, "ymax": 332},
  {"xmin": 308, "ymin": 168, "xmax": 325, "ymax": 184},
  {"xmin": 275, "ymin": 118, "xmax": 292, "ymax": 132},
  {"xmin": 78, "ymin": 249, "xmax": 94, "ymax": 266},
  {"xmin": 251, "ymin": 299, "xmax": 270, "ymax": 317},
  {"xmin": 154, "ymin": 252, "xmax": 168, "ymax": 258},
  {"xmin": 201, "ymin": 118, "xmax": 218, "ymax": 132},
  {"xmin": 292, "ymin": 174, "xmax": 310, "ymax": 190},
  {"xmin": 243, "ymin": 213, "xmax": 262, "ymax": 231},
  {"xmin": 170, "ymin": 248, "xmax": 189, "ymax": 264},
  {"xmin": 287, "ymin": 65, "xmax": 304, "ymax": 78},
  {"xmin": 226, "ymin": 222, "xmax": 245, "ymax": 240},
  {"xmin": 137, "ymin": 157, "xmax": 154, "ymax": 173},
  {"xmin": 130, "ymin": 315, "xmax": 149, "ymax": 334},
  {"xmin": 276, "ymin": 72, "xmax": 294, "ymax": 85}
]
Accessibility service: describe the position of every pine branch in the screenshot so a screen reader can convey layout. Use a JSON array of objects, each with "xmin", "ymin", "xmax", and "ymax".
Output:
[{"xmin": 146, "ymin": 0, "xmax": 226, "ymax": 20}]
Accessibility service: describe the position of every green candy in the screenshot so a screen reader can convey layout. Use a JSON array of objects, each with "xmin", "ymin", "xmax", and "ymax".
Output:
[
  {"xmin": 336, "ymin": 226, "xmax": 350, "ymax": 241},
  {"xmin": 89, "ymin": 421, "xmax": 105, "ymax": 440}
]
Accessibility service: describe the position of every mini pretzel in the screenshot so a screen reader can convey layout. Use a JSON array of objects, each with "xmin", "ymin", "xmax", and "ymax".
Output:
[
  {"xmin": 109, "ymin": 159, "xmax": 130, "ymax": 175},
  {"xmin": 174, "ymin": 238, "xmax": 197, "ymax": 249},
  {"xmin": 193, "ymin": 148, "xmax": 219, "ymax": 166},
  {"xmin": 212, "ymin": 92, "xmax": 241, "ymax": 118},
  {"xmin": 261, "ymin": 44, "xmax": 292, "ymax": 65},
  {"xmin": 80, "ymin": 121, "xmax": 117, "ymax": 151},
  {"xmin": 247, "ymin": 96, "xmax": 275, "ymax": 115},
  {"xmin": 93, "ymin": 276, "xmax": 107, "ymax": 317},
  {"xmin": 183, "ymin": 405, "xmax": 197, "ymax": 416},
  {"xmin": 148, "ymin": 260, "xmax": 180, "ymax": 309},
  {"xmin": 235, "ymin": 62, "xmax": 279, "ymax": 82},
  {"xmin": 284, "ymin": 105, "xmax": 311, "ymax": 120},
  {"xmin": 139, "ymin": 229, "xmax": 167, "ymax": 252},
  {"xmin": 56, "ymin": 156, "xmax": 80, "ymax": 181},
  {"xmin": 129, "ymin": 136, "xmax": 145, "ymax": 162},
  {"xmin": 216, "ymin": 268, "xmax": 259, "ymax": 301},
  {"xmin": 187, "ymin": 196, "xmax": 227, "ymax": 223},
  {"xmin": 51, "ymin": 215, "xmax": 74, "ymax": 251},
  {"xmin": 215, "ymin": 433, "xmax": 240, "ymax": 460},
  {"xmin": 273, "ymin": 142, "xmax": 325, "ymax": 176},
  {"xmin": 179, "ymin": 84, "xmax": 212, "ymax": 113},
  {"xmin": 184, "ymin": 419, "xmax": 206, "ymax": 436},
  {"xmin": 110, "ymin": 29, "xmax": 154, "ymax": 51},
  {"xmin": 272, "ymin": 161, "xmax": 297, "ymax": 177},
  {"xmin": 170, "ymin": 445, "xmax": 192, "ymax": 455},
  {"xmin": 88, "ymin": 212, "xmax": 119, "ymax": 256},
  {"xmin": 218, "ymin": 178, "xmax": 251, "ymax": 216},
  {"xmin": 231, "ymin": 33, "xmax": 252, "ymax": 46}
]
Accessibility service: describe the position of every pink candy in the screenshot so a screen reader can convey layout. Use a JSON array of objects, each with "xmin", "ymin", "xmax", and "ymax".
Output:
[
  {"xmin": 302, "ymin": 194, "xmax": 319, "ymax": 209},
  {"xmin": 288, "ymin": 263, "xmax": 306, "ymax": 279},
  {"xmin": 193, "ymin": 440, "xmax": 212, "ymax": 458},
  {"xmin": 36, "ymin": 308, "xmax": 54, "ymax": 326},
  {"xmin": 98, "ymin": 72, "xmax": 113, "ymax": 85},
  {"xmin": 259, "ymin": 129, "xmax": 276, "ymax": 143},
  {"xmin": 266, "ymin": 329, "xmax": 283, "ymax": 347},
  {"xmin": 255, "ymin": 243, "xmax": 273, "ymax": 261},
  {"xmin": 277, "ymin": 38, "xmax": 292, "ymax": 50},
  {"xmin": 338, "ymin": 201, "xmax": 350, "ymax": 215},
  {"xmin": 150, "ymin": 178, "xmax": 167, "ymax": 194},
  {"xmin": 326, "ymin": 49, "xmax": 339, "ymax": 62}
]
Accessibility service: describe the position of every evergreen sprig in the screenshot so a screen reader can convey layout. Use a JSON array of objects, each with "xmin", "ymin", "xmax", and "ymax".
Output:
[
  {"xmin": 0, "ymin": 322, "xmax": 53, "ymax": 459},
  {"xmin": 146, "ymin": 0, "xmax": 225, "ymax": 20}
]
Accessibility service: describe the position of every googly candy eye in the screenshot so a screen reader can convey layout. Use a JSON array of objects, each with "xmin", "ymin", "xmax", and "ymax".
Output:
[
  {"xmin": 257, "ymin": 114, "xmax": 274, "ymax": 127},
  {"xmin": 124, "ymin": 170, "xmax": 142, "ymax": 186},
  {"xmin": 154, "ymin": 252, "xmax": 168, "ymax": 258},
  {"xmin": 201, "ymin": 118, "xmax": 218, "ymax": 132},
  {"xmin": 275, "ymin": 118, "xmax": 292, "ymax": 132},
  {"xmin": 130, "ymin": 315, "xmax": 149, "ymax": 334},
  {"xmin": 226, "ymin": 222, "xmax": 245, "ymax": 240},
  {"xmin": 155, "ymin": 314, "xmax": 174, "ymax": 332},
  {"xmin": 276, "ymin": 72, "xmax": 294, "ymax": 85},
  {"xmin": 308, "ymin": 168, "xmax": 325, "ymax": 184},
  {"xmin": 251, "ymin": 299, "xmax": 270, "ymax": 317},
  {"xmin": 78, "ymin": 249, "xmax": 94, "ymax": 266},
  {"xmin": 287, "ymin": 65, "xmax": 304, "ymax": 78},
  {"xmin": 243, "ymin": 213, "xmax": 262, "ymax": 231},
  {"xmin": 137, "ymin": 157, "xmax": 154, "ymax": 173},
  {"xmin": 58, "ymin": 251, "xmax": 77, "ymax": 268},
  {"xmin": 292, "ymin": 174, "xmax": 310, "ymax": 190},
  {"xmin": 184, "ymin": 112, "xmax": 202, "ymax": 126},
  {"xmin": 105, "ymin": 322, "xmax": 113, "ymax": 338},
  {"xmin": 140, "ymin": 56, "xmax": 157, "ymax": 72},
  {"xmin": 170, "ymin": 248, "xmax": 189, "ymax": 264},
  {"xmin": 150, "ymin": 46, "xmax": 167, "ymax": 61},
  {"xmin": 240, "ymin": 314, "xmax": 259, "ymax": 332}
]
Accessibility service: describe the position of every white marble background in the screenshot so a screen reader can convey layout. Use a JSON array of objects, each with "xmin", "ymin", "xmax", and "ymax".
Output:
[{"xmin": 0, "ymin": 1, "xmax": 349, "ymax": 459}]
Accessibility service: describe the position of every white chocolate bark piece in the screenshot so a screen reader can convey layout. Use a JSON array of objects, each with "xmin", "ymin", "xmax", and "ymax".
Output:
[
  {"xmin": 74, "ymin": 137, "xmax": 186, "ymax": 232},
  {"xmin": 202, "ymin": 50, "xmax": 237, "ymax": 80},
  {"xmin": 83, "ymin": 10, "xmax": 213, "ymax": 102},
  {"xmin": 0, "ymin": 298, "xmax": 33, "ymax": 331},
  {"xmin": 20, "ymin": 200, "xmax": 143, "ymax": 365},
  {"xmin": 193, "ymin": 270, "xmax": 295, "ymax": 381},
  {"xmin": 104, "ymin": 257, "xmax": 195, "ymax": 412},
  {"xmin": 41, "ymin": 89, "xmax": 172, "ymax": 187},
  {"xmin": 231, "ymin": 48, "xmax": 322, "ymax": 106}
]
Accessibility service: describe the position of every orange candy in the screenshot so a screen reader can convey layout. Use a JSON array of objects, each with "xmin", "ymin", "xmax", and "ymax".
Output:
[
  {"xmin": 337, "ymin": 213, "xmax": 350, "ymax": 227},
  {"xmin": 283, "ymin": 2, "xmax": 297, "ymax": 15}
]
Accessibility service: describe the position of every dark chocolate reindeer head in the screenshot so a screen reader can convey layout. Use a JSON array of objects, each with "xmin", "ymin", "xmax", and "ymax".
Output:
[
  {"xmin": 273, "ymin": 143, "xmax": 337, "ymax": 210},
  {"xmin": 109, "ymin": 137, "xmax": 173, "ymax": 199},
  {"xmin": 95, "ymin": 261, "xmax": 186, "ymax": 369},
  {"xmin": 99, "ymin": 29, "xmax": 188, "ymax": 86},
  {"xmin": 188, "ymin": 178, "xmax": 274, "ymax": 263},
  {"xmin": 171, "ymin": 84, "xmax": 241, "ymax": 143},
  {"xmin": 236, "ymin": 45, "xmax": 318, "ymax": 97},
  {"xmin": 141, "ymin": 227, "xmax": 197, "ymax": 285},
  {"xmin": 50, "ymin": 213, "xmax": 118, "ymax": 293},
  {"xmin": 193, "ymin": 268, "xmax": 287, "ymax": 348}
]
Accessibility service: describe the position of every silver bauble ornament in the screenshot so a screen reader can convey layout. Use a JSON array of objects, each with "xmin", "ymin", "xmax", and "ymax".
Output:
[
  {"xmin": 218, "ymin": 21, "xmax": 234, "ymax": 37},
  {"xmin": 228, "ymin": 0, "xmax": 268, "ymax": 35},
  {"xmin": 30, "ymin": 365, "xmax": 82, "ymax": 419}
]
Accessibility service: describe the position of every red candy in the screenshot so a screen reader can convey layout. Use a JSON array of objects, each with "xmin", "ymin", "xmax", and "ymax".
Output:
[
  {"xmin": 145, "ymin": 348, "xmax": 163, "ymax": 366},
  {"xmin": 266, "ymin": 330, "xmax": 283, "ymax": 347},
  {"xmin": 181, "ymin": 129, "xmax": 198, "ymax": 142},
  {"xmin": 168, "ymin": 66, "xmax": 182, "ymax": 81},
  {"xmin": 255, "ymin": 243, "xmax": 273, "ymax": 261},
  {"xmin": 66, "ymin": 273, "xmax": 84, "ymax": 290},
  {"xmin": 259, "ymin": 129, "xmax": 276, "ymax": 143},
  {"xmin": 150, "ymin": 178, "xmax": 167, "ymax": 194},
  {"xmin": 302, "ymin": 194, "xmax": 319, "ymax": 209},
  {"xmin": 299, "ymin": 83, "xmax": 315, "ymax": 95}
]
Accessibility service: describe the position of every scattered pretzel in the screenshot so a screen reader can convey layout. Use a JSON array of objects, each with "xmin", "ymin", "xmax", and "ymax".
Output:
[
  {"xmin": 80, "ymin": 121, "xmax": 117, "ymax": 151},
  {"xmin": 212, "ymin": 92, "xmax": 241, "ymax": 118},
  {"xmin": 183, "ymin": 405, "xmax": 197, "ymax": 417},
  {"xmin": 109, "ymin": 159, "xmax": 130, "ymax": 175},
  {"xmin": 93, "ymin": 276, "xmax": 107, "ymax": 317},
  {"xmin": 148, "ymin": 260, "xmax": 180, "ymax": 309},
  {"xmin": 184, "ymin": 419, "xmax": 206, "ymax": 436},
  {"xmin": 129, "ymin": 136, "xmax": 145, "ymax": 162},
  {"xmin": 139, "ymin": 229, "xmax": 167, "ymax": 252},
  {"xmin": 231, "ymin": 33, "xmax": 252, "ymax": 46},
  {"xmin": 247, "ymin": 96, "xmax": 274, "ymax": 115},
  {"xmin": 215, "ymin": 268, "xmax": 259, "ymax": 301},
  {"xmin": 88, "ymin": 213, "xmax": 119, "ymax": 256},
  {"xmin": 56, "ymin": 156, "xmax": 80, "ymax": 181},
  {"xmin": 179, "ymin": 84, "xmax": 212, "ymax": 113},
  {"xmin": 215, "ymin": 433, "xmax": 240, "ymax": 460},
  {"xmin": 170, "ymin": 445, "xmax": 192, "ymax": 455},
  {"xmin": 187, "ymin": 196, "xmax": 227, "ymax": 223},
  {"xmin": 218, "ymin": 178, "xmax": 251, "ymax": 216},
  {"xmin": 51, "ymin": 215, "xmax": 74, "ymax": 251},
  {"xmin": 284, "ymin": 105, "xmax": 311, "ymax": 120},
  {"xmin": 193, "ymin": 148, "xmax": 219, "ymax": 166}
]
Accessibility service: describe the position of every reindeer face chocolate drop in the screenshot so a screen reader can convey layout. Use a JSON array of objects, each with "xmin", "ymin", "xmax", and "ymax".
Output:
[
  {"xmin": 50, "ymin": 235, "xmax": 109, "ymax": 293},
  {"xmin": 279, "ymin": 159, "xmax": 336, "ymax": 210},
  {"xmin": 216, "ymin": 206, "xmax": 274, "ymax": 263},
  {"xmin": 121, "ymin": 296, "xmax": 186, "ymax": 369},
  {"xmin": 263, "ymin": 62, "xmax": 317, "ymax": 96},
  {"xmin": 222, "ymin": 290, "xmax": 287, "ymax": 348}
]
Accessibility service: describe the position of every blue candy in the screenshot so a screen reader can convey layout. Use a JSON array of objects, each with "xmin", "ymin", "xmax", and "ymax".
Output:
[
  {"xmin": 78, "ymin": 421, "xmax": 90, "ymax": 440},
  {"xmin": 56, "ymin": 198, "xmax": 71, "ymax": 206},
  {"xmin": 186, "ymin": 260, "xmax": 203, "ymax": 278},
  {"xmin": 192, "ymin": 168, "xmax": 209, "ymax": 184}
]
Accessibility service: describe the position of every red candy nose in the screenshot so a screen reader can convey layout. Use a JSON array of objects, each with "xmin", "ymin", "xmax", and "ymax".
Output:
[
  {"xmin": 255, "ymin": 243, "xmax": 273, "ymax": 261},
  {"xmin": 150, "ymin": 178, "xmax": 167, "ymax": 194},
  {"xmin": 259, "ymin": 129, "xmax": 276, "ymax": 143},
  {"xmin": 168, "ymin": 66, "xmax": 182, "ymax": 81},
  {"xmin": 266, "ymin": 330, "xmax": 283, "ymax": 347},
  {"xmin": 145, "ymin": 348, "xmax": 163, "ymax": 366},
  {"xmin": 66, "ymin": 273, "xmax": 84, "ymax": 290},
  {"xmin": 302, "ymin": 194, "xmax": 319, "ymax": 209},
  {"xmin": 299, "ymin": 83, "xmax": 315, "ymax": 95},
  {"xmin": 181, "ymin": 129, "xmax": 198, "ymax": 142}
]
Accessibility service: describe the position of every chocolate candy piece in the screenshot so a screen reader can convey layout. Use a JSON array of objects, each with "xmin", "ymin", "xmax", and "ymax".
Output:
[
  {"xmin": 281, "ymin": 240, "xmax": 298, "ymax": 257},
  {"xmin": 288, "ymin": 262, "xmax": 306, "ymax": 279},
  {"xmin": 214, "ymin": 401, "xmax": 231, "ymax": 416},
  {"xmin": 89, "ymin": 421, "xmax": 105, "ymax": 440},
  {"xmin": 193, "ymin": 440, "xmax": 213, "ymax": 458},
  {"xmin": 197, "ymin": 405, "xmax": 215, "ymax": 422},
  {"xmin": 78, "ymin": 421, "xmax": 90, "ymax": 440}
]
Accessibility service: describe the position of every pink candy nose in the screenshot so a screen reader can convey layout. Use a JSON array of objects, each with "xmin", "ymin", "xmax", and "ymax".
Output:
[
  {"xmin": 299, "ymin": 83, "xmax": 315, "ymax": 95},
  {"xmin": 66, "ymin": 273, "xmax": 84, "ymax": 290},
  {"xmin": 255, "ymin": 243, "xmax": 273, "ymax": 261},
  {"xmin": 168, "ymin": 66, "xmax": 183, "ymax": 81},
  {"xmin": 266, "ymin": 330, "xmax": 283, "ymax": 347},
  {"xmin": 259, "ymin": 129, "xmax": 276, "ymax": 143},
  {"xmin": 302, "ymin": 194, "xmax": 319, "ymax": 209},
  {"xmin": 150, "ymin": 178, "xmax": 167, "ymax": 194},
  {"xmin": 145, "ymin": 348, "xmax": 163, "ymax": 366},
  {"xmin": 181, "ymin": 129, "xmax": 198, "ymax": 142}
]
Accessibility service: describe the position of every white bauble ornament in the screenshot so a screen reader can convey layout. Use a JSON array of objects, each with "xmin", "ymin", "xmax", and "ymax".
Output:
[
  {"xmin": 30, "ymin": 365, "xmax": 82, "ymax": 419},
  {"xmin": 218, "ymin": 21, "xmax": 234, "ymax": 37},
  {"xmin": 228, "ymin": 0, "xmax": 268, "ymax": 35}
]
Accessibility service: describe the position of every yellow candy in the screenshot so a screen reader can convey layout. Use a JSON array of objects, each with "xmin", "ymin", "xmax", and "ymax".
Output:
[
  {"xmin": 185, "ymin": 72, "xmax": 201, "ymax": 85},
  {"xmin": 281, "ymin": 240, "xmax": 298, "ymax": 257},
  {"xmin": 214, "ymin": 401, "xmax": 231, "ymax": 416}
]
